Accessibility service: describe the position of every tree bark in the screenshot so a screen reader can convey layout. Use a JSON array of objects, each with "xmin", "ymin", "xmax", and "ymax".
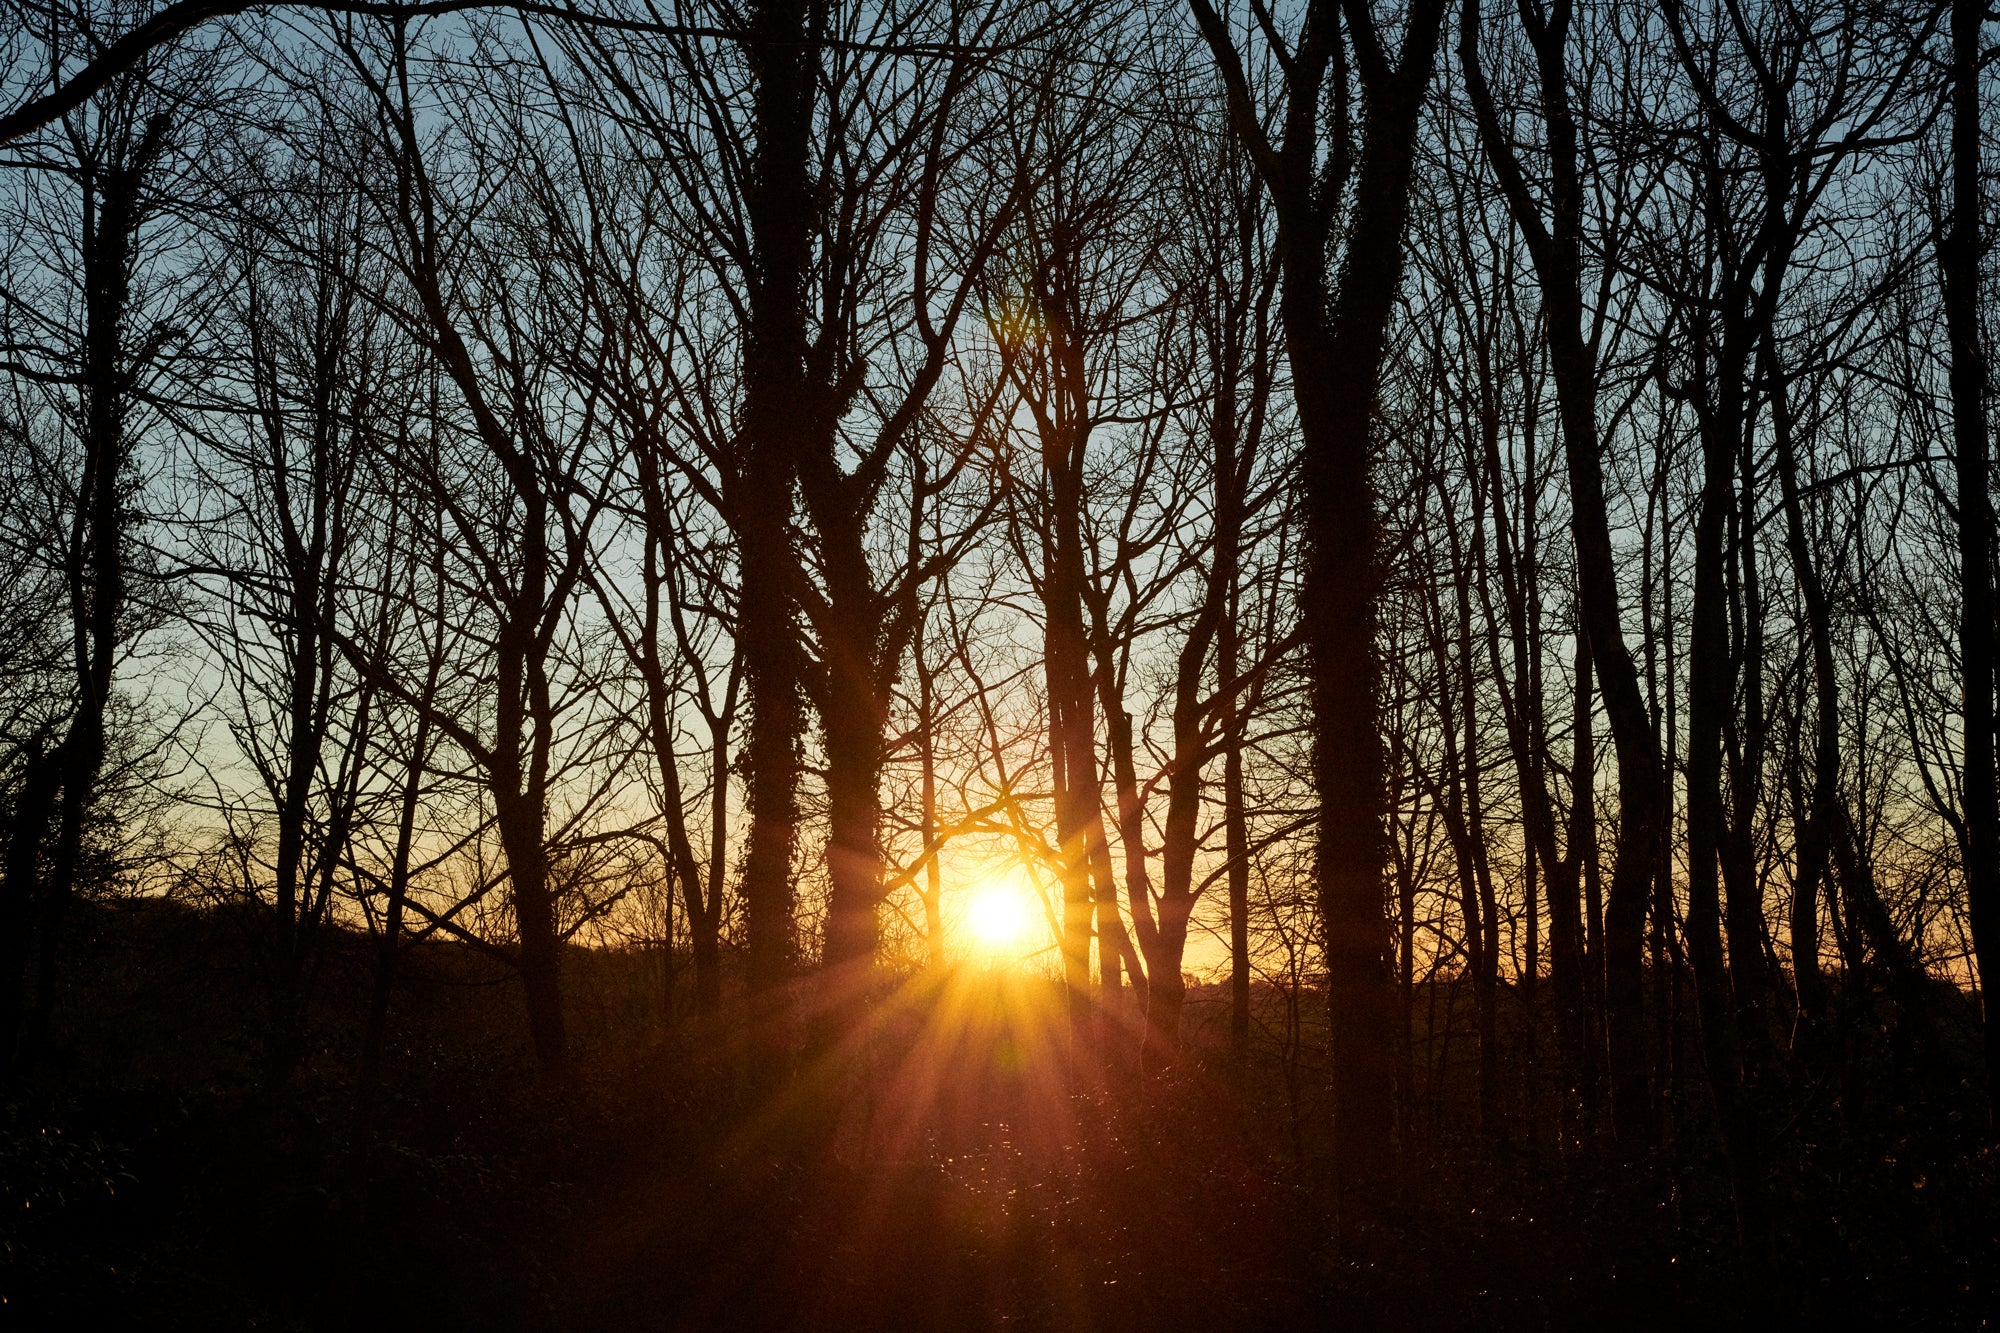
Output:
[
  {"xmin": 736, "ymin": 0, "xmax": 816, "ymax": 998},
  {"xmin": 1945, "ymin": 0, "xmax": 2000, "ymax": 1126}
]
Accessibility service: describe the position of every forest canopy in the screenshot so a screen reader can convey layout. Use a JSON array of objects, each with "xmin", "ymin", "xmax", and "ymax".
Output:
[{"xmin": 2, "ymin": 0, "xmax": 1997, "ymax": 1326}]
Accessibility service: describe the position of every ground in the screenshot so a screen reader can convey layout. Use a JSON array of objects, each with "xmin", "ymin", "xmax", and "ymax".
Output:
[{"xmin": 3, "ymin": 908, "xmax": 1995, "ymax": 1329}]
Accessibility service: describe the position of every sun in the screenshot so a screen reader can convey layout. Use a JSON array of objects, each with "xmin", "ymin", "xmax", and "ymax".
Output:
[{"xmin": 961, "ymin": 868, "xmax": 1036, "ymax": 959}]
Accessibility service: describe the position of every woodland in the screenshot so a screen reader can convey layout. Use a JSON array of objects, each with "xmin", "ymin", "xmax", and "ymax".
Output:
[{"xmin": 1, "ymin": 0, "xmax": 1998, "ymax": 1327}]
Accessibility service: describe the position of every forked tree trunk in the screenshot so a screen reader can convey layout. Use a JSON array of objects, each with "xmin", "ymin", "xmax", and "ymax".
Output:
[{"xmin": 1191, "ymin": 0, "xmax": 1447, "ymax": 1200}]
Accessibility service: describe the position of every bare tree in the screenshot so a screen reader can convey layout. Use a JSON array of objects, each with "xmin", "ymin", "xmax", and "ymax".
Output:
[
  {"xmin": 1189, "ymin": 0, "xmax": 1447, "ymax": 1198},
  {"xmin": 315, "ymin": 19, "xmax": 634, "ymax": 1074},
  {"xmin": 1944, "ymin": 0, "xmax": 1998, "ymax": 1123},
  {"xmin": 179, "ymin": 156, "xmax": 395, "ymax": 1085},
  {"xmin": 0, "ymin": 11, "xmax": 213, "ymax": 1070}
]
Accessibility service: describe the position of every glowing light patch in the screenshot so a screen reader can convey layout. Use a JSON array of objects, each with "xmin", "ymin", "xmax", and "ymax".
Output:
[{"xmin": 963, "ymin": 873, "xmax": 1034, "ymax": 957}]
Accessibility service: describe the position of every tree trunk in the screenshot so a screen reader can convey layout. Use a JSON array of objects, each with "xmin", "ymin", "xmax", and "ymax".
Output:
[
  {"xmin": 1188, "ymin": 0, "xmax": 1446, "ymax": 1196},
  {"xmin": 18, "ymin": 120, "xmax": 162, "ymax": 1069},
  {"xmin": 1946, "ymin": 0, "xmax": 2000, "ymax": 1126},
  {"xmin": 1045, "ymin": 519, "xmax": 1101, "ymax": 1042},
  {"xmin": 357, "ymin": 704, "xmax": 432, "ymax": 1128},
  {"xmin": 817, "ymin": 501, "xmax": 889, "ymax": 988},
  {"xmin": 496, "ymin": 790, "xmax": 566, "ymax": 1074},
  {"xmin": 917, "ymin": 626, "xmax": 948, "ymax": 971},
  {"xmin": 1461, "ymin": 0, "xmax": 1663, "ymax": 1141},
  {"xmin": 635, "ymin": 434, "xmax": 726, "ymax": 1018},
  {"xmin": 1221, "ymin": 444, "xmax": 1253, "ymax": 1064},
  {"xmin": 0, "ymin": 748, "xmax": 57, "ymax": 1073},
  {"xmin": 1315, "ymin": 0, "xmax": 1443, "ymax": 1200},
  {"xmin": 696, "ymin": 731, "xmax": 730, "ymax": 1015},
  {"xmin": 1764, "ymin": 344, "xmax": 1836, "ymax": 1037},
  {"xmin": 1685, "ymin": 384, "xmax": 1744, "ymax": 1109},
  {"xmin": 736, "ymin": 0, "xmax": 815, "ymax": 998},
  {"xmin": 1560, "ymin": 631, "xmax": 1593, "ymax": 1092}
]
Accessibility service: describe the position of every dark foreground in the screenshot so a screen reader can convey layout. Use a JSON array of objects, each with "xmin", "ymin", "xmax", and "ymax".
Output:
[{"xmin": 4, "ymin": 906, "xmax": 1996, "ymax": 1330}]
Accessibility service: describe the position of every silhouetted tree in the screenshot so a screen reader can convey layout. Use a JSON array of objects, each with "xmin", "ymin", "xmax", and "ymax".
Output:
[{"xmin": 1189, "ymin": 0, "xmax": 1447, "ymax": 1201}]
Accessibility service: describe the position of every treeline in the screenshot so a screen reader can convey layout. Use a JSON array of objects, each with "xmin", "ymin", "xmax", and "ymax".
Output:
[{"xmin": 1, "ymin": 0, "xmax": 1995, "ymax": 1232}]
